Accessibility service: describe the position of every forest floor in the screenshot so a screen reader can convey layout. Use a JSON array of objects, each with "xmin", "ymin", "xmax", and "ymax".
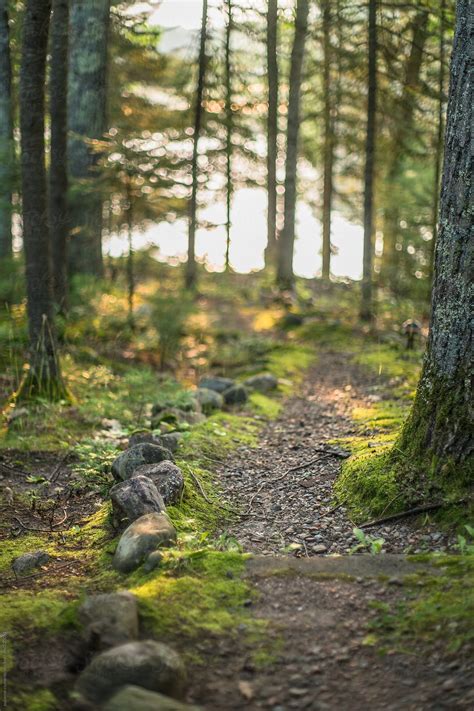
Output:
[{"xmin": 0, "ymin": 270, "xmax": 472, "ymax": 711}]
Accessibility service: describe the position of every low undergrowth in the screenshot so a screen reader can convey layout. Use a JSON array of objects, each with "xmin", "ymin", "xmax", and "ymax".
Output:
[{"xmin": 368, "ymin": 552, "xmax": 474, "ymax": 656}]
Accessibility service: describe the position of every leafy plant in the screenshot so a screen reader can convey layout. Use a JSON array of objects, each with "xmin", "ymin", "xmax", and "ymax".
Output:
[
  {"xmin": 149, "ymin": 292, "xmax": 194, "ymax": 370},
  {"xmin": 455, "ymin": 524, "xmax": 474, "ymax": 555},
  {"xmin": 351, "ymin": 527, "xmax": 385, "ymax": 555}
]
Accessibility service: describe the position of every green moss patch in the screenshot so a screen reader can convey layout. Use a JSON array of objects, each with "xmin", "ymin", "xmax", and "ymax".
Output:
[{"xmin": 368, "ymin": 554, "xmax": 474, "ymax": 655}]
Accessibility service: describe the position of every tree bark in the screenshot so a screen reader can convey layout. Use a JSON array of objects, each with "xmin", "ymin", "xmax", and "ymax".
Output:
[
  {"xmin": 429, "ymin": 0, "xmax": 446, "ymax": 288},
  {"xmin": 276, "ymin": 0, "xmax": 309, "ymax": 290},
  {"xmin": 0, "ymin": 0, "xmax": 13, "ymax": 259},
  {"xmin": 185, "ymin": 0, "xmax": 208, "ymax": 290},
  {"xmin": 265, "ymin": 0, "xmax": 278, "ymax": 266},
  {"xmin": 224, "ymin": 0, "xmax": 232, "ymax": 273},
  {"xmin": 49, "ymin": 0, "xmax": 69, "ymax": 311},
  {"xmin": 321, "ymin": 0, "xmax": 334, "ymax": 281},
  {"xmin": 398, "ymin": 0, "xmax": 472, "ymax": 473},
  {"xmin": 380, "ymin": 9, "xmax": 429, "ymax": 291},
  {"xmin": 20, "ymin": 0, "xmax": 65, "ymax": 399},
  {"xmin": 360, "ymin": 0, "xmax": 377, "ymax": 321},
  {"xmin": 68, "ymin": 0, "xmax": 110, "ymax": 278}
]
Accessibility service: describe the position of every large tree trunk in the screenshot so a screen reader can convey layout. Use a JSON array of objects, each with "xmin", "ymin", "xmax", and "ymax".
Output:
[
  {"xmin": 276, "ymin": 0, "xmax": 309, "ymax": 290},
  {"xmin": 49, "ymin": 0, "xmax": 69, "ymax": 311},
  {"xmin": 321, "ymin": 0, "xmax": 334, "ymax": 281},
  {"xmin": 265, "ymin": 0, "xmax": 278, "ymax": 265},
  {"xmin": 224, "ymin": 0, "xmax": 233, "ymax": 273},
  {"xmin": 0, "ymin": 0, "xmax": 13, "ymax": 259},
  {"xmin": 185, "ymin": 0, "xmax": 208, "ymax": 290},
  {"xmin": 360, "ymin": 0, "xmax": 377, "ymax": 321},
  {"xmin": 20, "ymin": 0, "xmax": 65, "ymax": 399},
  {"xmin": 68, "ymin": 0, "xmax": 110, "ymax": 278},
  {"xmin": 429, "ymin": 0, "xmax": 446, "ymax": 288},
  {"xmin": 398, "ymin": 0, "xmax": 472, "ymax": 475},
  {"xmin": 380, "ymin": 9, "xmax": 429, "ymax": 291}
]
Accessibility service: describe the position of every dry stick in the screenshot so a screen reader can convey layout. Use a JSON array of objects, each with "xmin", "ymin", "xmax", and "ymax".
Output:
[
  {"xmin": 271, "ymin": 453, "xmax": 332, "ymax": 484},
  {"xmin": 49, "ymin": 451, "xmax": 70, "ymax": 483},
  {"xmin": 13, "ymin": 508, "xmax": 68, "ymax": 533},
  {"xmin": 0, "ymin": 461, "xmax": 31, "ymax": 477},
  {"xmin": 359, "ymin": 499, "xmax": 467, "ymax": 529},
  {"xmin": 2, "ymin": 559, "xmax": 82, "ymax": 587}
]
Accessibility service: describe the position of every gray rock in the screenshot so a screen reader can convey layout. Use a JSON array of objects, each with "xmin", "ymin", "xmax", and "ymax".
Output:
[
  {"xmin": 78, "ymin": 591, "xmax": 139, "ymax": 651},
  {"xmin": 76, "ymin": 640, "xmax": 186, "ymax": 705},
  {"xmin": 113, "ymin": 513, "xmax": 177, "ymax": 573},
  {"xmin": 128, "ymin": 431, "xmax": 182, "ymax": 454},
  {"xmin": 103, "ymin": 685, "xmax": 201, "ymax": 711},
  {"xmin": 243, "ymin": 373, "xmax": 278, "ymax": 392},
  {"xmin": 128, "ymin": 432, "xmax": 163, "ymax": 448},
  {"xmin": 198, "ymin": 376, "xmax": 235, "ymax": 393},
  {"xmin": 194, "ymin": 388, "xmax": 224, "ymax": 414},
  {"xmin": 150, "ymin": 409, "xmax": 206, "ymax": 431},
  {"xmin": 112, "ymin": 444, "xmax": 172, "ymax": 482},
  {"xmin": 133, "ymin": 461, "xmax": 184, "ymax": 506},
  {"xmin": 152, "ymin": 398, "xmax": 199, "ymax": 416},
  {"xmin": 12, "ymin": 550, "xmax": 49, "ymax": 577},
  {"xmin": 143, "ymin": 550, "xmax": 164, "ymax": 573},
  {"xmin": 223, "ymin": 384, "xmax": 248, "ymax": 405},
  {"xmin": 110, "ymin": 476, "xmax": 166, "ymax": 527},
  {"xmin": 159, "ymin": 433, "xmax": 183, "ymax": 454}
]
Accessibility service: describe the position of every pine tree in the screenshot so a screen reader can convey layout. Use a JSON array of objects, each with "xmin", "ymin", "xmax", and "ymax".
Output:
[
  {"xmin": 266, "ymin": 0, "xmax": 279, "ymax": 265},
  {"xmin": 0, "ymin": 0, "xmax": 13, "ymax": 259}
]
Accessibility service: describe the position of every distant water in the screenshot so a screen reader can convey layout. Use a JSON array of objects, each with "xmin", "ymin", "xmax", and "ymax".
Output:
[{"xmin": 104, "ymin": 187, "xmax": 363, "ymax": 280}]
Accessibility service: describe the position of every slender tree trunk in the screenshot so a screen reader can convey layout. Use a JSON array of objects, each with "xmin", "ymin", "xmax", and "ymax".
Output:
[
  {"xmin": 185, "ymin": 0, "xmax": 208, "ymax": 290},
  {"xmin": 0, "ymin": 0, "xmax": 13, "ymax": 259},
  {"xmin": 49, "ymin": 0, "xmax": 69, "ymax": 311},
  {"xmin": 397, "ymin": 0, "xmax": 472, "ymax": 475},
  {"xmin": 224, "ymin": 0, "xmax": 232, "ymax": 273},
  {"xmin": 360, "ymin": 0, "xmax": 377, "ymax": 321},
  {"xmin": 321, "ymin": 0, "xmax": 334, "ymax": 281},
  {"xmin": 380, "ymin": 9, "xmax": 429, "ymax": 291},
  {"xmin": 276, "ymin": 0, "xmax": 309, "ymax": 290},
  {"xmin": 265, "ymin": 0, "xmax": 278, "ymax": 265},
  {"xmin": 429, "ymin": 0, "xmax": 446, "ymax": 288},
  {"xmin": 20, "ymin": 0, "xmax": 65, "ymax": 399},
  {"xmin": 68, "ymin": 0, "xmax": 110, "ymax": 278}
]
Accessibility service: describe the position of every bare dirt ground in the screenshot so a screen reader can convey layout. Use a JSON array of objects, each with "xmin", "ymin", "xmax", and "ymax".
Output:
[
  {"xmin": 185, "ymin": 349, "xmax": 472, "ymax": 710},
  {"xmin": 217, "ymin": 349, "xmax": 457, "ymax": 556}
]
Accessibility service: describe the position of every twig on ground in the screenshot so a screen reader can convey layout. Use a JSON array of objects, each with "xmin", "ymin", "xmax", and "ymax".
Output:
[
  {"xmin": 187, "ymin": 470, "xmax": 267, "ymax": 520},
  {"xmin": 12, "ymin": 508, "xmax": 68, "ymax": 533},
  {"xmin": 1, "ymin": 559, "xmax": 82, "ymax": 588},
  {"xmin": 0, "ymin": 461, "xmax": 31, "ymax": 477},
  {"xmin": 49, "ymin": 452, "xmax": 70, "ymax": 483},
  {"xmin": 359, "ymin": 499, "xmax": 467, "ymax": 529}
]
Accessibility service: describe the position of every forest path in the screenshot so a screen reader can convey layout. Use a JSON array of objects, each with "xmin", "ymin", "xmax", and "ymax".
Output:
[
  {"xmin": 217, "ymin": 348, "xmax": 455, "ymax": 556},
  {"xmin": 185, "ymin": 349, "xmax": 472, "ymax": 710}
]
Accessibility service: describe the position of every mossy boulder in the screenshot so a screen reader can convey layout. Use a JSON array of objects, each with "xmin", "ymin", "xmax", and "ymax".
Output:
[
  {"xmin": 243, "ymin": 373, "xmax": 278, "ymax": 392},
  {"xmin": 133, "ymin": 461, "xmax": 184, "ymax": 506},
  {"xmin": 113, "ymin": 513, "xmax": 177, "ymax": 573},
  {"xmin": 198, "ymin": 376, "xmax": 235, "ymax": 393},
  {"xmin": 76, "ymin": 640, "xmax": 186, "ymax": 704},
  {"xmin": 223, "ymin": 384, "xmax": 248, "ymax": 405},
  {"xmin": 110, "ymin": 476, "xmax": 166, "ymax": 528},
  {"xmin": 104, "ymin": 685, "xmax": 201, "ymax": 711},
  {"xmin": 195, "ymin": 387, "xmax": 224, "ymax": 414},
  {"xmin": 129, "ymin": 431, "xmax": 183, "ymax": 454},
  {"xmin": 112, "ymin": 444, "xmax": 172, "ymax": 481},
  {"xmin": 11, "ymin": 550, "xmax": 49, "ymax": 577},
  {"xmin": 79, "ymin": 591, "xmax": 139, "ymax": 651}
]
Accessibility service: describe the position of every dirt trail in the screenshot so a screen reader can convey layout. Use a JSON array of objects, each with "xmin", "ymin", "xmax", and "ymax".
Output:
[
  {"xmin": 218, "ymin": 349, "xmax": 456, "ymax": 556},
  {"xmin": 184, "ymin": 348, "xmax": 473, "ymax": 710}
]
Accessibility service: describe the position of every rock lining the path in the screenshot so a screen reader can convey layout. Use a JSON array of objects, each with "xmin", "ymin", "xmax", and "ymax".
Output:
[
  {"xmin": 128, "ymin": 432, "xmax": 182, "ymax": 454},
  {"xmin": 112, "ymin": 443, "xmax": 173, "ymax": 481},
  {"xmin": 79, "ymin": 591, "xmax": 139, "ymax": 651},
  {"xmin": 194, "ymin": 387, "xmax": 224, "ymax": 414},
  {"xmin": 113, "ymin": 512, "xmax": 177, "ymax": 573},
  {"xmin": 103, "ymin": 685, "xmax": 201, "ymax": 711},
  {"xmin": 110, "ymin": 475, "xmax": 166, "ymax": 527},
  {"xmin": 243, "ymin": 373, "xmax": 278, "ymax": 392},
  {"xmin": 134, "ymin": 461, "xmax": 185, "ymax": 506},
  {"xmin": 11, "ymin": 550, "xmax": 49, "ymax": 577},
  {"xmin": 76, "ymin": 640, "xmax": 186, "ymax": 705},
  {"xmin": 198, "ymin": 376, "xmax": 235, "ymax": 393},
  {"xmin": 223, "ymin": 384, "xmax": 248, "ymax": 405}
]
